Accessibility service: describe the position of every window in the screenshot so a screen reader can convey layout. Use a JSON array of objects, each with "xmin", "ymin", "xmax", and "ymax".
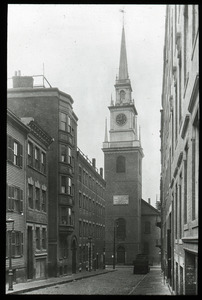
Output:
[
  {"xmin": 35, "ymin": 187, "xmax": 40, "ymax": 211},
  {"xmin": 11, "ymin": 231, "xmax": 23, "ymax": 257},
  {"xmin": 59, "ymin": 112, "xmax": 71, "ymax": 133},
  {"xmin": 7, "ymin": 186, "xmax": 23, "ymax": 213},
  {"xmin": 79, "ymin": 166, "xmax": 82, "ymax": 182},
  {"xmin": 79, "ymin": 220, "xmax": 82, "ymax": 237},
  {"xmin": 41, "ymin": 152, "xmax": 46, "ymax": 174},
  {"xmin": 42, "ymin": 228, "xmax": 47, "ymax": 249},
  {"xmin": 7, "ymin": 135, "xmax": 23, "ymax": 167},
  {"xmin": 42, "ymin": 190, "xmax": 47, "ymax": 212},
  {"xmin": 144, "ymin": 221, "xmax": 151, "ymax": 234},
  {"xmin": 120, "ymin": 90, "xmax": 126, "ymax": 101},
  {"xmin": 34, "ymin": 147, "xmax": 40, "ymax": 170},
  {"xmin": 175, "ymin": 183, "xmax": 178, "ymax": 239},
  {"xmin": 60, "ymin": 144, "xmax": 71, "ymax": 164},
  {"xmin": 61, "ymin": 176, "xmax": 66, "ymax": 194},
  {"xmin": 184, "ymin": 144, "xmax": 188, "ymax": 224},
  {"xmin": 60, "ymin": 176, "xmax": 72, "ymax": 195},
  {"xmin": 28, "ymin": 142, "xmax": 33, "ymax": 166},
  {"xmin": 36, "ymin": 227, "xmax": 40, "ymax": 250},
  {"xmin": 79, "ymin": 192, "xmax": 82, "ymax": 208},
  {"xmin": 116, "ymin": 156, "xmax": 126, "ymax": 173},
  {"xmin": 28, "ymin": 184, "xmax": 34, "ymax": 209},
  {"xmin": 116, "ymin": 218, "xmax": 126, "ymax": 240},
  {"xmin": 192, "ymin": 114, "xmax": 199, "ymax": 220},
  {"xmin": 179, "ymin": 173, "xmax": 182, "ymax": 238},
  {"xmin": 61, "ymin": 207, "xmax": 67, "ymax": 224}
]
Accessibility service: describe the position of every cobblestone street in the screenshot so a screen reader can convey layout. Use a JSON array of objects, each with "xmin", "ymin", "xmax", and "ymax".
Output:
[{"xmin": 24, "ymin": 266, "xmax": 171, "ymax": 295}]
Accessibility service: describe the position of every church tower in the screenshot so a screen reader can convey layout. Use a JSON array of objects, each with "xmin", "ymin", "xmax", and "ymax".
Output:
[{"xmin": 103, "ymin": 24, "xmax": 144, "ymax": 265}]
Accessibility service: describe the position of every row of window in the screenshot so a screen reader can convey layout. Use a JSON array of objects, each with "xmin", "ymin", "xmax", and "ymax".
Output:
[
  {"xmin": 7, "ymin": 185, "xmax": 23, "ymax": 213},
  {"xmin": 28, "ymin": 184, "xmax": 47, "ymax": 212},
  {"xmin": 78, "ymin": 167, "xmax": 105, "ymax": 198},
  {"xmin": 28, "ymin": 141, "xmax": 46, "ymax": 174},
  {"xmin": 7, "ymin": 135, "xmax": 47, "ymax": 175},
  {"xmin": 79, "ymin": 192, "xmax": 105, "ymax": 216},
  {"xmin": 7, "ymin": 136, "xmax": 23, "ymax": 168},
  {"xmin": 79, "ymin": 220, "xmax": 105, "ymax": 239}
]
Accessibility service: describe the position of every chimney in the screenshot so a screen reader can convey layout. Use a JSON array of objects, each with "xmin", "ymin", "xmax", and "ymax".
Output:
[
  {"xmin": 92, "ymin": 158, "xmax": 96, "ymax": 168},
  {"xmin": 100, "ymin": 168, "xmax": 103, "ymax": 177},
  {"xmin": 148, "ymin": 198, "xmax": 151, "ymax": 205},
  {"xmin": 12, "ymin": 71, "xmax": 34, "ymax": 88}
]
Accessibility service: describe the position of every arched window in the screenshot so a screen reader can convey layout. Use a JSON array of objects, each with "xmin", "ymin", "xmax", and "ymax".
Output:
[
  {"xmin": 116, "ymin": 218, "xmax": 126, "ymax": 240},
  {"xmin": 116, "ymin": 156, "xmax": 125, "ymax": 173},
  {"xmin": 120, "ymin": 90, "xmax": 126, "ymax": 101}
]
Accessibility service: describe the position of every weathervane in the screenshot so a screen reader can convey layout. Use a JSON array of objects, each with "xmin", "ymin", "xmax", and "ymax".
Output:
[{"xmin": 119, "ymin": 8, "xmax": 125, "ymax": 26}]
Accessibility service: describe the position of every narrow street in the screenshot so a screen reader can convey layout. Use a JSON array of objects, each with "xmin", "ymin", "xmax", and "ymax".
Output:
[{"xmin": 24, "ymin": 266, "xmax": 171, "ymax": 295}]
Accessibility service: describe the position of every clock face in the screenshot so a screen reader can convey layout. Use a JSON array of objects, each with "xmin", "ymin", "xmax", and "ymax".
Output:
[{"xmin": 116, "ymin": 113, "xmax": 127, "ymax": 126}]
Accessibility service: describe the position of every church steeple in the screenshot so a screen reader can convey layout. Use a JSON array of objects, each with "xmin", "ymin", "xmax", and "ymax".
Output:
[
  {"xmin": 118, "ymin": 26, "xmax": 129, "ymax": 80},
  {"xmin": 115, "ymin": 24, "xmax": 133, "ymax": 106}
]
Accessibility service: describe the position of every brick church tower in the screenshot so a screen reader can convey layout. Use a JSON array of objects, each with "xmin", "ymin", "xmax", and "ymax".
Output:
[{"xmin": 102, "ymin": 24, "xmax": 144, "ymax": 265}]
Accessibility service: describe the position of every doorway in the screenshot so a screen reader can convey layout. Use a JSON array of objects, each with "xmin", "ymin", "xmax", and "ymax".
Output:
[
  {"xmin": 117, "ymin": 245, "xmax": 125, "ymax": 264},
  {"xmin": 72, "ymin": 239, "xmax": 77, "ymax": 273},
  {"xmin": 27, "ymin": 226, "xmax": 34, "ymax": 279}
]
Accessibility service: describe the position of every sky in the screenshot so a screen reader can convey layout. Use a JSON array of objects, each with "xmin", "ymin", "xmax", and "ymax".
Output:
[{"xmin": 7, "ymin": 4, "xmax": 166, "ymax": 207}]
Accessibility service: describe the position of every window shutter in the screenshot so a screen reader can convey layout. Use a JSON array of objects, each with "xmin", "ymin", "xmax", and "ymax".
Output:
[
  {"xmin": 21, "ymin": 232, "xmax": 23, "ymax": 255},
  {"xmin": 20, "ymin": 189, "xmax": 23, "ymax": 213},
  {"xmin": 11, "ymin": 231, "xmax": 15, "ymax": 257},
  {"xmin": 7, "ymin": 136, "xmax": 14, "ymax": 163},
  {"xmin": 18, "ymin": 143, "xmax": 23, "ymax": 167}
]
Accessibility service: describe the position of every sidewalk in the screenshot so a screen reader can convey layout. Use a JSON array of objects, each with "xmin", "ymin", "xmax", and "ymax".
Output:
[
  {"xmin": 130, "ymin": 265, "xmax": 172, "ymax": 295},
  {"xmin": 5, "ymin": 268, "xmax": 116, "ymax": 295}
]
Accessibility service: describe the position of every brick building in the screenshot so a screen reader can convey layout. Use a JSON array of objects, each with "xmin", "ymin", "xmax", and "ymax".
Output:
[
  {"xmin": 76, "ymin": 149, "xmax": 106, "ymax": 271},
  {"xmin": 21, "ymin": 117, "xmax": 53, "ymax": 280},
  {"xmin": 7, "ymin": 75, "xmax": 78, "ymax": 277},
  {"xmin": 160, "ymin": 5, "xmax": 198, "ymax": 295},
  {"xmin": 103, "ymin": 25, "xmax": 144, "ymax": 265},
  {"xmin": 6, "ymin": 109, "xmax": 29, "ymax": 283}
]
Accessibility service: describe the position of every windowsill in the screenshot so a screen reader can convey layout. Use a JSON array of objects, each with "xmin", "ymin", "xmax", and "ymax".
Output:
[
  {"xmin": 191, "ymin": 219, "xmax": 198, "ymax": 228},
  {"xmin": 35, "ymin": 252, "xmax": 48, "ymax": 257},
  {"xmin": 184, "ymin": 223, "xmax": 189, "ymax": 231},
  {"xmin": 27, "ymin": 164, "xmax": 46, "ymax": 176}
]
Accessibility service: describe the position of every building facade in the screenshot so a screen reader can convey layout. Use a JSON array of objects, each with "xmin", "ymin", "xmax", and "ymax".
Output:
[
  {"xmin": 7, "ymin": 75, "xmax": 78, "ymax": 277},
  {"xmin": 76, "ymin": 149, "xmax": 106, "ymax": 271},
  {"xmin": 141, "ymin": 199, "xmax": 161, "ymax": 265},
  {"xmin": 6, "ymin": 109, "xmax": 29, "ymax": 283},
  {"xmin": 160, "ymin": 5, "xmax": 198, "ymax": 295},
  {"xmin": 103, "ymin": 25, "xmax": 144, "ymax": 265},
  {"xmin": 21, "ymin": 117, "xmax": 53, "ymax": 280}
]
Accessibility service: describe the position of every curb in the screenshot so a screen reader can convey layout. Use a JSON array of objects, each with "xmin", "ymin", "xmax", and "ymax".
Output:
[{"xmin": 7, "ymin": 269, "xmax": 116, "ymax": 294}]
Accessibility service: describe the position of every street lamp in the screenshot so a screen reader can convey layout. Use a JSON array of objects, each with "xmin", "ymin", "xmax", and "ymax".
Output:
[
  {"xmin": 113, "ymin": 220, "xmax": 118, "ymax": 269},
  {"xmin": 6, "ymin": 218, "xmax": 14, "ymax": 291}
]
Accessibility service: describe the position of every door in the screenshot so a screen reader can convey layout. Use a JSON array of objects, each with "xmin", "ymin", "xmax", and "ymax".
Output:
[
  {"xmin": 72, "ymin": 239, "xmax": 77, "ymax": 273},
  {"xmin": 27, "ymin": 226, "xmax": 34, "ymax": 279},
  {"xmin": 117, "ymin": 246, "xmax": 125, "ymax": 264}
]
